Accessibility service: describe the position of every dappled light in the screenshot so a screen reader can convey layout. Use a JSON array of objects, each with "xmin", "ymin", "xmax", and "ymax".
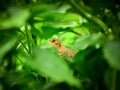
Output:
[{"xmin": 0, "ymin": 0, "xmax": 120, "ymax": 90}]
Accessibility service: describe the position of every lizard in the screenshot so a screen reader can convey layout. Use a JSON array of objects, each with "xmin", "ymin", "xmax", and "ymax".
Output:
[{"xmin": 48, "ymin": 38, "xmax": 76, "ymax": 58}]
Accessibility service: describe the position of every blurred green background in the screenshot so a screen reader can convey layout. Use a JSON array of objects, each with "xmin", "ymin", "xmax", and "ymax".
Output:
[{"xmin": 0, "ymin": 0, "xmax": 120, "ymax": 90}]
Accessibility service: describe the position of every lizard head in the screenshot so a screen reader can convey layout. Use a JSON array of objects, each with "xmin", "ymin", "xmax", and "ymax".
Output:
[{"xmin": 48, "ymin": 38, "xmax": 61, "ymax": 48}]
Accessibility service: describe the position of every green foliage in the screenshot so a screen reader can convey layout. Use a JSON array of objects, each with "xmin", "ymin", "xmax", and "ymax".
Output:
[
  {"xmin": 0, "ymin": 7, "xmax": 30, "ymax": 29},
  {"xmin": 0, "ymin": 0, "xmax": 120, "ymax": 90},
  {"xmin": 103, "ymin": 40, "xmax": 120, "ymax": 70},
  {"xmin": 22, "ymin": 47, "xmax": 80, "ymax": 87}
]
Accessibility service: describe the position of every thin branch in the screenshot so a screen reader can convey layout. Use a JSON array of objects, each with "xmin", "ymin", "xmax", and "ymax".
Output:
[{"xmin": 69, "ymin": 0, "xmax": 108, "ymax": 33}]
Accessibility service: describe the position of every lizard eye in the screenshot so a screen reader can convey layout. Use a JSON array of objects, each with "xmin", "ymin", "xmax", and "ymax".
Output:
[{"xmin": 51, "ymin": 39, "xmax": 55, "ymax": 42}]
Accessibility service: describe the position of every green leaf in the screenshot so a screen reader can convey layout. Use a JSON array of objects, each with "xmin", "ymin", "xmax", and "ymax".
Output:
[
  {"xmin": 74, "ymin": 47, "xmax": 94, "ymax": 62},
  {"xmin": 103, "ymin": 40, "xmax": 120, "ymax": 70},
  {"xmin": 0, "ymin": 7, "xmax": 30, "ymax": 28},
  {"xmin": 0, "ymin": 31, "xmax": 18, "ymax": 62},
  {"xmin": 22, "ymin": 47, "xmax": 80, "ymax": 87},
  {"xmin": 41, "ymin": 12, "xmax": 80, "ymax": 27},
  {"xmin": 41, "ymin": 26, "xmax": 64, "ymax": 39},
  {"xmin": 72, "ymin": 33, "xmax": 105, "ymax": 50},
  {"xmin": 40, "ymin": 12, "xmax": 65, "ymax": 20}
]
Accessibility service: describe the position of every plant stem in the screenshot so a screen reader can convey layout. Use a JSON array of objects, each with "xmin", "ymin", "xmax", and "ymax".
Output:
[
  {"xmin": 20, "ymin": 41, "xmax": 30, "ymax": 54},
  {"xmin": 69, "ymin": 0, "xmax": 108, "ymax": 32},
  {"xmin": 111, "ymin": 69, "xmax": 117, "ymax": 90},
  {"xmin": 25, "ymin": 25, "xmax": 31, "ymax": 54}
]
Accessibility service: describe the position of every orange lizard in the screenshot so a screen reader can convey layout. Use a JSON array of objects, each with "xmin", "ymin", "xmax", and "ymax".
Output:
[{"xmin": 48, "ymin": 38, "xmax": 76, "ymax": 58}]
